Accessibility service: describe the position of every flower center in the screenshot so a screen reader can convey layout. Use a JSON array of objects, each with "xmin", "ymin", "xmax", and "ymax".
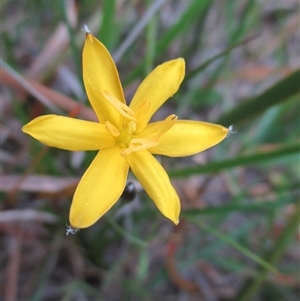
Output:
[
  {"xmin": 102, "ymin": 90, "xmax": 177, "ymax": 156},
  {"xmin": 117, "ymin": 121, "xmax": 136, "ymax": 147}
]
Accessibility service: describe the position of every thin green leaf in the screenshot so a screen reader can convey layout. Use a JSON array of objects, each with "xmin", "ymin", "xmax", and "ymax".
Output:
[
  {"xmin": 217, "ymin": 69, "xmax": 300, "ymax": 126},
  {"xmin": 145, "ymin": 0, "xmax": 157, "ymax": 75},
  {"xmin": 123, "ymin": 0, "xmax": 211, "ymax": 85},
  {"xmin": 186, "ymin": 33, "xmax": 259, "ymax": 80},
  {"xmin": 105, "ymin": 214, "xmax": 147, "ymax": 248},
  {"xmin": 157, "ymin": 0, "xmax": 211, "ymax": 54},
  {"xmin": 182, "ymin": 197, "xmax": 296, "ymax": 216},
  {"xmin": 60, "ymin": 0, "xmax": 82, "ymax": 80},
  {"xmin": 29, "ymin": 234, "xmax": 63, "ymax": 301},
  {"xmin": 233, "ymin": 202, "xmax": 300, "ymax": 301},
  {"xmin": 185, "ymin": 216, "xmax": 277, "ymax": 273},
  {"xmin": 62, "ymin": 279, "xmax": 105, "ymax": 299},
  {"xmin": 183, "ymin": 219, "xmax": 260, "ymax": 269},
  {"xmin": 169, "ymin": 143, "xmax": 300, "ymax": 178},
  {"xmin": 99, "ymin": 0, "xmax": 116, "ymax": 50}
]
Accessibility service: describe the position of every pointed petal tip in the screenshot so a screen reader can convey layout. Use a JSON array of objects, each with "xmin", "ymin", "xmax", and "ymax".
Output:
[
  {"xmin": 22, "ymin": 121, "xmax": 35, "ymax": 135},
  {"xmin": 177, "ymin": 57, "xmax": 185, "ymax": 64},
  {"xmin": 173, "ymin": 58, "xmax": 185, "ymax": 72},
  {"xmin": 21, "ymin": 125, "xmax": 28, "ymax": 133},
  {"xmin": 165, "ymin": 211, "xmax": 180, "ymax": 225},
  {"xmin": 69, "ymin": 204, "xmax": 101, "ymax": 229},
  {"xmin": 163, "ymin": 199, "xmax": 181, "ymax": 226},
  {"xmin": 173, "ymin": 218, "xmax": 180, "ymax": 225},
  {"xmin": 161, "ymin": 211, "xmax": 180, "ymax": 225},
  {"xmin": 69, "ymin": 216, "xmax": 93, "ymax": 229},
  {"xmin": 171, "ymin": 57, "xmax": 185, "ymax": 69}
]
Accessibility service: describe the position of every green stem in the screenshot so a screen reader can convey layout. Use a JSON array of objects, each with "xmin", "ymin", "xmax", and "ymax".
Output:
[
  {"xmin": 234, "ymin": 201, "xmax": 300, "ymax": 301},
  {"xmin": 99, "ymin": 0, "xmax": 116, "ymax": 50},
  {"xmin": 105, "ymin": 214, "xmax": 147, "ymax": 248},
  {"xmin": 145, "ymin": 0, "xmax": 157, "ymax": 75},
  {"xmin": 169, "ymin": 143, "xmax": 300, "ymax": 178},
  {"xmin": 60, "ymin": 0, "xmax": 82, "ymax": 81},
  {"xmin": 185, "ymin": 217, "xmax": 276, "ymax": 273}
]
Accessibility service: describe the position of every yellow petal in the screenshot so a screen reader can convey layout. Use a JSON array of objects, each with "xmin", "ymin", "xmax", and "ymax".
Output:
[
  {"xmin": 130, "ymin": 59, "xmax": 185, "ymax": 133},
  {"xmin": 127, "ymin": 150, "xmax": 180, "ymax": 224},
  {"xmin": 22, "ymin": 115, "xmax": 115, "ymax": 151},
  {"xmin": 70, "ymin": 146, "xmax": 129, "ymax": 228},
  {"xmin": 147, "ymin": 120, "xmax": 228, "ymax": 157},
  {"xmin": 83, "ymin": 33, "xmax": 125, "ymax": 126}
]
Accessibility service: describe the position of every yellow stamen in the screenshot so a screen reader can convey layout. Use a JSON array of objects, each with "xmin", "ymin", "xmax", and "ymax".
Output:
[
  {"xmin": 127, "ymin": 121, "xmax": 136, "ymax": 133},
  {"xmin": 105, "ymin": 121, "xmax": 120, "ymax": 137},
  {"xmin": 102, "ymin": 91, "xmax": 136, "ymax": 121},
  {"xmin": 121, "ymin": 138, "xmax": 159, "ymax": 156},
  {"xmin": 138, "ymin": 114, "xmax": 177, "ymax": 139},
  {"xmin": 134, "ymin": 101, "xmax": 151, "ymax": 123}
]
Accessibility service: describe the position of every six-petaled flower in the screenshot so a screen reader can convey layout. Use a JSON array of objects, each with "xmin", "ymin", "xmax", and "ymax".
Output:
[{"xmin": 22, "ymin": 30, "xmax": 229, "ymax": 229}]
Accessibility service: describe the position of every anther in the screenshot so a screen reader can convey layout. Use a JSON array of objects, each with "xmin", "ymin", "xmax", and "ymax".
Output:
[
  {"xmin": 127, "ymin": 121, "xmax": 136, "ymax": 134},
  {"xmin": 105, "ymin": 121, "xmax": 120, "ymax": 137},
  {"xmin": 120, "ymin": 138, "xmax": 159, "ymax": 156},
  {"xmin": 154, "ymin": 114, "xmax": 177, "ymax": 139}
]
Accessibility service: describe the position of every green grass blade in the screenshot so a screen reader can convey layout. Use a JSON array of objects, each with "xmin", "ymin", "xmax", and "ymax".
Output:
[
  {"xmin": 169, "ymin": 143, "xmax": 300, "ymax": 178},
  {"xmin": 29, "ymin": 234, "xmax": 63, "ymax": 301},
  {"xmin": 182, "ymin": 198, "xmax": 296, "ymax": 216},
  {"xmin": 185, "ymin": 216, "xmax": 277, "ymax": 273},
  {"xmin": 60, "ymin": 0, "xmax": 82, "ymax": 80},
  {"xmin": 113, "ymin": 0, "xmax": 167, "ymax": 63},
  {"xmin": 217, "ymin": 69, "xmax": 300, "ymax": 126},
  {"xmin": 123, "ymin": 0, "xmax": 211, "ymax": 84},
  {"xmin": 62, "ymin": 280, "xmax": 105, "ymax": 300},
  {"xmin": 157, "ymin": 0, "xmax": 211, "ymax": 54},
  {"xmin": 186, "ymin": 34, "xmax": 258, "ymax": 80},
  {"xmin": 105, "ymin": 214, "xmax": 147, "ymax": 248},
  {"xmin": 144, "ymin": 0, "xmax": 157, "ymax": 74},
  {"xmin": 183, "ymin": 219, "xmax": 261, "ymax": 270},
  {"xmin": 233, "ymin": 202, "xmax": 300, "ymax": 301},
  {"xmin": 99, "ymin": 0, "xmax": 116, "ymax": 50}
]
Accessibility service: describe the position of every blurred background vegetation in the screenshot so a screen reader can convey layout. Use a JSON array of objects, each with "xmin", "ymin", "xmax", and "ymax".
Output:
[{"xmin": 1, "ymin": 0, "xmax": 299, "ymax": 300}]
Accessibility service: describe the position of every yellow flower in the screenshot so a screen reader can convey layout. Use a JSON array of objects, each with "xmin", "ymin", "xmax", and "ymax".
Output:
[{"xmin": 22, "ymin": 31, "xmax": 229, "ymax": 229}]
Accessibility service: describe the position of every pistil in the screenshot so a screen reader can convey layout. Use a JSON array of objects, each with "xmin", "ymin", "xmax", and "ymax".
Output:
[{"xmin": 117, "ymin": 121, "xmax": 136, "ymax": 147}]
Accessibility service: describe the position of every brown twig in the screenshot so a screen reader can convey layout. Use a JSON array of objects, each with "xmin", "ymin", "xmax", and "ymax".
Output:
[{"xmin": 5, "ymin": 237, "xmax": 22, "ymax": 301}]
